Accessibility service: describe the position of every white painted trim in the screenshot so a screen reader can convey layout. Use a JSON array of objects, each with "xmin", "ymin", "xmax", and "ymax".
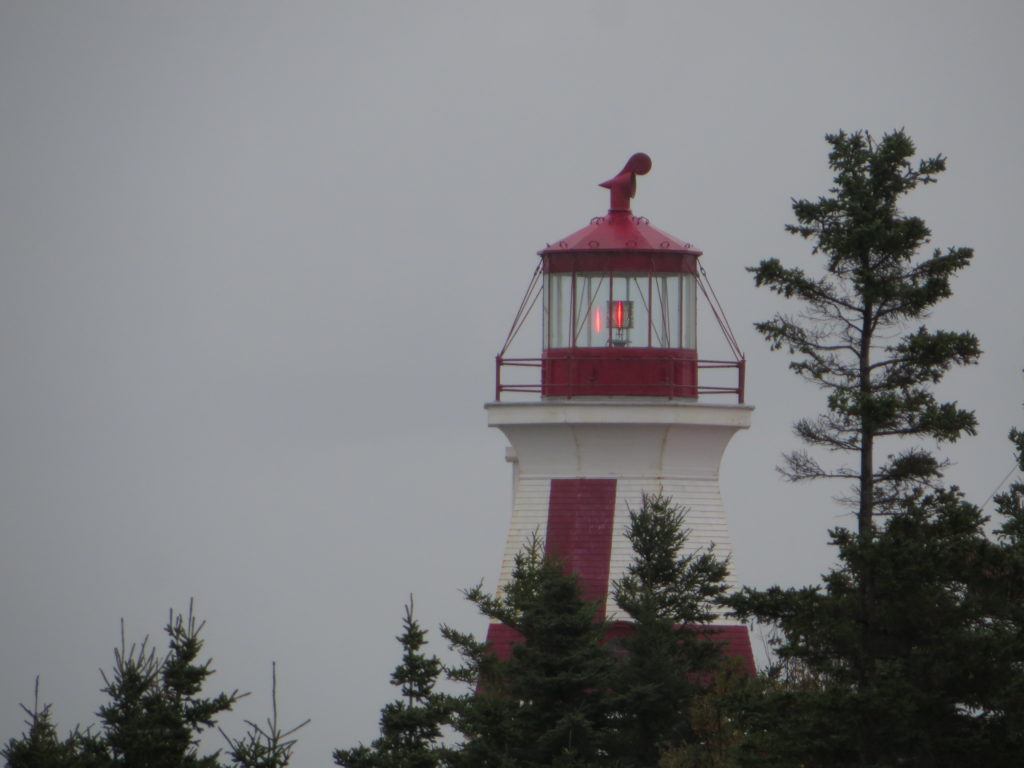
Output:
[{"xmin": 486, "ymin": 400, "xmax": 753, "ymax": 428}]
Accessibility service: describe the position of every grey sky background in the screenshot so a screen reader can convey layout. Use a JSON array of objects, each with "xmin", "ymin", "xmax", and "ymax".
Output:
[{"xmin": 2, "ymin": 1, "xmax": 1022, "ymax": 764}]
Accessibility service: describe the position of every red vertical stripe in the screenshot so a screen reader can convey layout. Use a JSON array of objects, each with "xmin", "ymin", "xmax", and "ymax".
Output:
[
  {"xmin": 486, "ymin": 477, "xmax": 756, "ymax": 675},
  {"xmin": 546, "ymin": 478, "xmax": 617, "ymax": 617}
]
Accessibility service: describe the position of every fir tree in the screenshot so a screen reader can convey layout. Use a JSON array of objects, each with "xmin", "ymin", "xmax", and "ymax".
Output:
[
  {"xmin": 334, "ymin": 598, "xmax": 451, "ymax": 768},
  {"xmin": 4, "ymin": 603, "xmax": 242, "ymax": 768},
  {"xmin": 221, "ymin": 663, "xmax": 309, "ymax": 768},
  {"xmin": 3, "ymin": 603, "xmax": 302, "ymax": 768},
  {"xmin": 97, "ymin": 601, "xmax": 241, "ymax": 767},
  {"xmin": 750, "ymin": 129, "xmax": 979, "ymax": 539},
  {"xmin": 985, "ymin": 425, "xmax": 1024, "ymax": 750},
  {"xmin": 728, "ymin": 131, "xmax": 1024, "ymax": 766},
  {"xmin": 731, "ymin": 482, "xmax": 1024, "ymax": 767},
  {"xmin": 433, "ymin": 622, "xmax": 518, "ymax": 768},
  {"xmin": 2, "ymin": 679, "xmax": 104, "ymax": 768},
  {"xmin": 655, "ymin": 666, "xmax": 749, "ymax": 768},
  {"xmin": 444, "ymin": 535, "xmax": 614, "ymax": 767},
  {"xmin": 992, "ymin": 427, "xmax": 1024, "ymax": 538},
  {"xmin": 607, "ymin": 494, "xmax": 733, "ymax": 767}
]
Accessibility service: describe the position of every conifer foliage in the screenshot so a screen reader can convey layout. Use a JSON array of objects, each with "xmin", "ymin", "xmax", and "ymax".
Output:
[
  {"xmin": 750, "ymin": 129, "xmax": 980, "ymax": 537},
  {"xmin": 2, "ymin": 679, "xmax": 104, "ymax": 768},
  {"xmin": 614, "ymin": 493, "xmax": 730, "ymax": 625},
  {"xmin": 221, "ymin": 663, "xmax": 309, "ymax": 768},
  {"xmin": 730, "ymin": 476, "xmax": 1024, "ymax": 767},
  {"xmin": 2, "ymin": 699, "xmax": 72, "ymax": 768},
  {"xmin": 432, "ymin": 500, "xmax": 737, "ymax": 768},
  {"xmin": 2, "ymin": 602, "xmax": 304, "ymax": 768},
  {"xmin": 97, "ymin": 603, "xmax": 240, "ymax": 767},
  {"xmin": 443, "ymin": 535, "xmax": 614, "ymax": 768},
  {"xmin": 608, "ymin": 494, "xmax": 733, "ymax": 767},
  {"xmin": 987, "ymin": 426, "xmax": 1024, "ymax": 746},
  {"xmin": 333, "ymin": 598, "xmax": 452, "ymax": 768},
  {"xmin": 731, "ymin": 130, "xmax": 1024, "ymax": 767}
]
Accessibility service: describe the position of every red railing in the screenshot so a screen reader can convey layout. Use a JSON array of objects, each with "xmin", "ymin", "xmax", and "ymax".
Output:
[{"xmin": 495, "ymin": 356, "xmax": 745, "ymax": 403}]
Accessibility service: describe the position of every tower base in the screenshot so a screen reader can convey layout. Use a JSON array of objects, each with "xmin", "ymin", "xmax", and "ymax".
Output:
[{"xmin": 485, "ymin": 399, "xmax": 755, "ymax": 674}]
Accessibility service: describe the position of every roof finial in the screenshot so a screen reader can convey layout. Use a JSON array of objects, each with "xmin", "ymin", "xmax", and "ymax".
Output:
[{"xmin": 599, "ymin": 153, "xmax": 652, "ymax": 212}]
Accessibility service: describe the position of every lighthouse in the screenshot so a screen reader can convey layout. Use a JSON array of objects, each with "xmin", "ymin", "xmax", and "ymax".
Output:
[{"xmin": 487, "ymin": 154, "xmax": 755, "ymax": 672}]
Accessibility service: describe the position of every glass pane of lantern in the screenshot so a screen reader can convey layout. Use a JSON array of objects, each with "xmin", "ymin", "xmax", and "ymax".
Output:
[
  {"xmin": 650, "ymin": 277, "xmax": 665, "ymax": 347},
  {"xmin": 651, "ymin": 274, "xmax": 681, "ymax": 348},
  {"xmin": 573, "ymin": 273, "xmax": 607, "ymax": 347},
  {"xmin": 682, "ymin": 273, "xmax": 696, "ymax": 349},
  {"xmin": 545, "ymin": 273, "xmax": 572, "ymax": 348},
  {"xmin": 631, "ymin": 275, "xmax": 652, "ymax": 346}
]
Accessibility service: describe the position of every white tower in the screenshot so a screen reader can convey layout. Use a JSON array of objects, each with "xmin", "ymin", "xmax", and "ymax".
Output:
[{"xmin": 487, "ymin": 154, "xmax": 754, "ymax": 671}]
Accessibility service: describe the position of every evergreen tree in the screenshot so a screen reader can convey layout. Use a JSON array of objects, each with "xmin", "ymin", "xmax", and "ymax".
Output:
[
  {"xmin": 434, "ymin": 624, "xmax": 518, "ymax": 768},
  {"xmin": 3, "ymin": 604, "xmax": 304, "ymax": 768},
  {"xmin": 443, "ymin": 535, "xmax": 614, "ymax": 767},
  {"xmin": 728, "ymin": 131, "xmax": 1024, "ymax": 766},
  {"xmin": 985, "ymin": 425, "xmax": 1024, "ymax": 749},
  {"xmin": 750, "ymin": 129, "xmax": 979, "ymax": 538},
  {"xmin": 221, "ymin": 663, "xmax": 309, "ymax": 768},
  {"xmin": 607, "ymin": 494, "xmax": 734, "ymax": 767},
  {"xmin": 4, "ymin": 603, "xmax": 243, "ymax": 768},
  {"xmin": 97, "ymin": 601, "xmax": 240, "ymax": 767},
  {"xmin": 655, "ymin": 666, "xmax": 749, "ymax": 768},
  {"xmin": 730, "ymin": 482, "xmax": 1024, "ymax": 767},
  {"xmin": 2, "ymin": 679, "xmax": 105, "ymax": 768},
  {"xmin": 334, "ymin": 598, "xmax": 452, "ymax": 768}
]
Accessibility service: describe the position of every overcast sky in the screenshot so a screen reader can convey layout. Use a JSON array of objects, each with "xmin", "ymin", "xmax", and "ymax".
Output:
[{"xmin": 2, "ymin": 1, "xmax": 1022, "ymax": 764}]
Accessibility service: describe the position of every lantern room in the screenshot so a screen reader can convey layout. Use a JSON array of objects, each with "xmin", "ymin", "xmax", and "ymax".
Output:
[{"xmin": 496, "ymin": 153, "xmax": 744, "ymax": 401}]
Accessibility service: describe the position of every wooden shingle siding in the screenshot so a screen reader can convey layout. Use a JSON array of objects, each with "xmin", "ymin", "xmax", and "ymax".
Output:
[
  {"xmin": 498, "ymin": 474, "xmax": 737, "ymax": 622},
  {"xmin": 487, "ymin": 401, "xmax": 755, "ymax": 671}
]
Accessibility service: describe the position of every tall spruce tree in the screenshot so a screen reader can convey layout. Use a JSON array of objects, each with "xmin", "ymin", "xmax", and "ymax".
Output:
[
  {"xmin": 750, "ymin": 129, "xmax": 980, "ymax": 539},
  {"xmin": 726, "ymin": 131, "xmax": 1024, "ymax": 766},
  {"xmin": 986, "ymin": 425, "xmax": 1024, "ymax": 749},
  {"xmin": 2, "ymin": 680, "xmax": 105, "ymax": 768},
  {"xmin": 334, "ymin": 598, "xmax": 451, "ymax": 768},
  {"xmin": 443, "ymin": 535, "xmax": 615, "ymax": 768},
  {"xmin": 730, "ymin": 479, "xmax": 1024, "ymax": 767},
  {"xmin": 607, "ymin": 493, "xmax": 733, "ymax": 767},
  {"xmin": 4, "ymin": 602, "xmax": 243, "ymax": 768},
  {"xmin": 221, "ymin": 663, "xmax": 309, "ymax": 768},
  {"xmin": 2, "ymin": 700, "xmax": 75, "ymax": 768},
  {"xmin": 97, "ymin": 601, "xmax": 241, "ymax": 767}
]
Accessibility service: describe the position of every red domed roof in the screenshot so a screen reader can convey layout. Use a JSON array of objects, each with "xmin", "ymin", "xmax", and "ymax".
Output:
[
  {"xmin": 540, "ymin": 210, "xmax": 701, "ymax": 256},
  {"xmin": 539, "ymin": 153, "xmax": 701, "ymax": 256}
]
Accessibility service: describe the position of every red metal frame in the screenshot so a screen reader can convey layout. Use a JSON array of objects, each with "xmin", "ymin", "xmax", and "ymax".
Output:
[
  {"xmin": 542, "ymin": 347, "xmax": 698, "ymax": 399},
  {"xmin": 494, "ymin": 153, "xmax": 746, "ymax": 405},
  {"xmin": 543, "ymin": 251, "xmax": 698, "ymax": 274}
]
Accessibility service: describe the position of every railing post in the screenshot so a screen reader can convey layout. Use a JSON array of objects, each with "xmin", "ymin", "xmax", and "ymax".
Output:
[
  {"xmin": 495, "ymin": 356, "xmax": 502, "ymax": 402},
  {"xmin": 738, "ymin": 357, "xmax": 746, "ymax": 404}
]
